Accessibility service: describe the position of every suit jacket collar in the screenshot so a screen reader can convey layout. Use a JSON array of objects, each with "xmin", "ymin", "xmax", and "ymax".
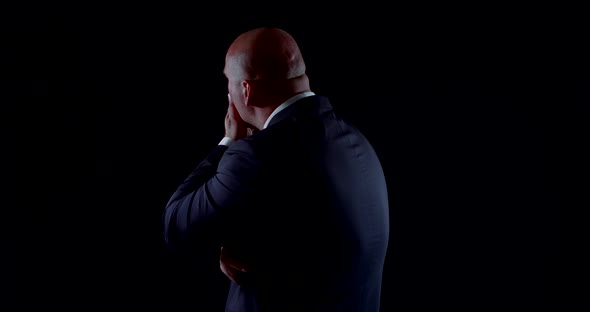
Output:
[
  {"xmin": 265, "ymin": 95, "xmax": 333, "ymax": 129},
  {"xmin": 263, "ymin": 92, "xmax": 315, "ymax": 129}
]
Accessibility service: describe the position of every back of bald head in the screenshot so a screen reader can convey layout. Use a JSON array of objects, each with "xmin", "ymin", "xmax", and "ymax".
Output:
[{"xmin": 225, "ymin": 27, "xmax": 306, "ymax": 81}]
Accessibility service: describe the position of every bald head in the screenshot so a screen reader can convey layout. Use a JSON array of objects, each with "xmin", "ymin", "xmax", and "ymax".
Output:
[
  {"xmin": 224, "ymin": 27, "xmax": 306, "ymax": 81},
  {"xmin": 223, "ymin": 27, "xmax": 311, "ymax": 129}
]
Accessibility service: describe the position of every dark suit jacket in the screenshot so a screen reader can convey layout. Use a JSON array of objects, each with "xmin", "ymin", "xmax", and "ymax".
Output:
[{"xmin": 163, "ymin": 95, "xmax": 390, "ymax": 312}]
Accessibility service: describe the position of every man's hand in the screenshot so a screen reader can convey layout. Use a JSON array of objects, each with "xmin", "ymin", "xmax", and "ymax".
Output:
[
  {"xmin": 220, "ymin": 246, "xmax": 250, "ymax": 285},
  {"xmin": 224, "ymin": 98, "xmax": 249, "ymax": 141}
]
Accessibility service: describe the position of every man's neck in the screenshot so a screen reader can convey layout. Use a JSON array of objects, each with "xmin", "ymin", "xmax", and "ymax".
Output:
[{"xmin": 261, "ymin": 91, "xmax": 315, "ymax": 129}]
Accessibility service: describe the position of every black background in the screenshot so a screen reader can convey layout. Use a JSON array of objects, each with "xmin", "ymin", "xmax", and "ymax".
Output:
[{"xmin": 2, "ymin": 5, "xmax": 580, "ymax": 311}]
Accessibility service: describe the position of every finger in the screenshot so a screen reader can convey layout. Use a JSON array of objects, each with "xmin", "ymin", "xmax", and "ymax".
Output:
[
  {"xmin": 227, "ymin": 261, "xmax": 249, "ymax": 272},
  {"xmin": 221, "ymin": 254, "xmax": 250, "ymax": 272},
  {"xmin": 220, "ymin": 261, "xmax": 239, "ymax": 284},
  {"xmin": 220, "ymin": 247, "xmax": 250, "ymax": 272},
  {"xmin": 227, "ymin": 102, "xmax": 236, "ymax": 120},
  {"xmin": 220, "ymin": 259, "xmax": 244, "ymax": 284},
  {"xmin": 228, "ymin": 102, "xmax": 240, "ymax": 120}
]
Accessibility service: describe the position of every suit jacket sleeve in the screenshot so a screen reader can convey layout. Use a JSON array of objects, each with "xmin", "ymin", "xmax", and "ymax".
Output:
[{"xmin": 163, "ymin": 141, "xmax": 259, "ymax": 253}]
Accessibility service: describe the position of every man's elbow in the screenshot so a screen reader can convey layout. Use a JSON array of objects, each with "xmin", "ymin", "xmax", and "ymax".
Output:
[{"xmin": 162, "ymin": 199, "xmax": 183, "ymax": 251}]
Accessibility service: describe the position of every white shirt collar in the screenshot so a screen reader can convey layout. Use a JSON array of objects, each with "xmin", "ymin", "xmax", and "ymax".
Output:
[{"xmin": 263, "ymin": 91, "xmax": 315, "ymax": 129}]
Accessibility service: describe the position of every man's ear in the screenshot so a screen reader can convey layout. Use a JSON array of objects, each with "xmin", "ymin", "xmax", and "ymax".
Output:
[{"xmin": 241, "ymin": 80, "xmax": 251, "ymax": 107}]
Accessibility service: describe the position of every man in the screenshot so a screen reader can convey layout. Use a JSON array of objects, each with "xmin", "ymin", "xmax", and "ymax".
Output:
[{"xmin": 163, "ymin": 27, "xmax": 390, "ymax": 312}]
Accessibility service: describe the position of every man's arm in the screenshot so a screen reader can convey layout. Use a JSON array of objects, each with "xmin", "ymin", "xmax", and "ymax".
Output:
[
  {"xmin": 163, "ymin": 144, "xmax": 227, "ymax": 250},
  {"xmin": 163, "ymin": 101, "xmax": 253, "ymax": 252}
]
